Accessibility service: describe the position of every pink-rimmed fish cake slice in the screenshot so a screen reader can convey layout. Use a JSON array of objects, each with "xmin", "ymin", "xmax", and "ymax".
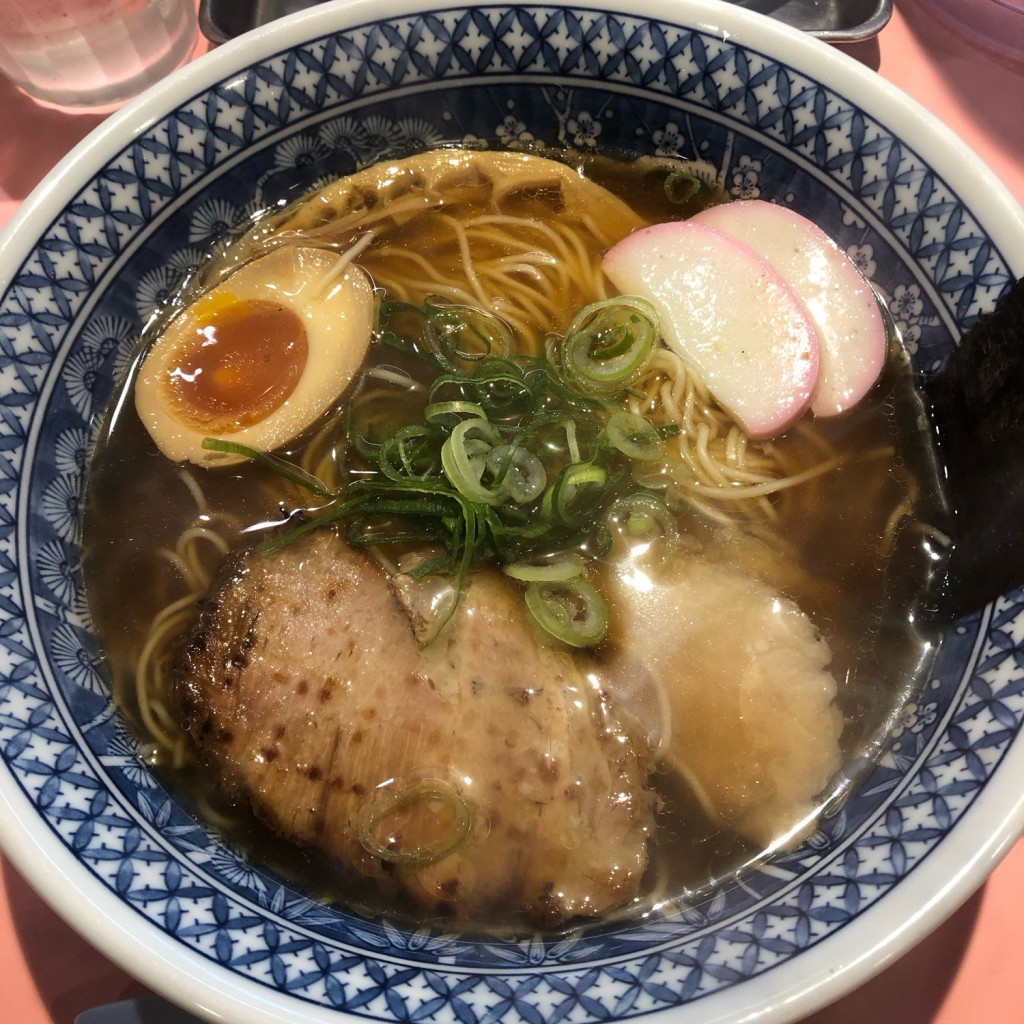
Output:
[
  {"xmin": 692, "ymin": 200, "xmax": 886, "ymax": 417},
  {"xmin": 602, "ymin": 220, "xmax": 820, "ymax": 438}
]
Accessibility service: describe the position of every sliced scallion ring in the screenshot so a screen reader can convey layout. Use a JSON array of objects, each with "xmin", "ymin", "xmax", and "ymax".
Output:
[
  {"xmin": 606, "ymin": 492, "xmax": 680, "ymax": 543},
  {"xmin": 423, "ymin": 400, "xmax": 487, "ymax": 425},
  {"xmin": 543, "ymin": 462, "xmax": 608, "ymax": 525},
  {"xmin": 524, "ymin": 577, "xmax": 609, "ymax": 647},
  {"xmin": 357, "ymin": 781, "xmax": 472, "ymax": 865},
  {"xmin": 560, "ymin": 296, "xmax": 659, "ymax": 396},
  {"xmin": 605, "ymin": 411, "xmax": 666, "ymax": 461},
  {"xmin": 378, "ymin": 424, "xmax": 441, "ymax": 481},
  {"xmin": 503, "ymin": 552, "xmax": 585, "ymax": 582},
  {"xmin": 440, "ymin": 417, "xmax": 504, "ymax": 504},
  {"xmin": 430, "ymin": 361, "xmax": 537, "ymax": 421},
  {"xmin": 423, "ymin": 299, "xmax": 514, "ymax": 369},
  {"xmin": 486, "ymin": 444, "xmax": 546, "ymax": 504}
]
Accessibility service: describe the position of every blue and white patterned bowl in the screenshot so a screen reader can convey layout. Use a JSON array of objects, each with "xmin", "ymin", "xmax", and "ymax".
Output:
[{"xmin": 1, "ymin": 1, "xmax": 1022, "ymax": 1021}]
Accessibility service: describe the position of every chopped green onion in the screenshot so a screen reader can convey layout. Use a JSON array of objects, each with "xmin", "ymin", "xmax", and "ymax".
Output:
[
  {"xmin": 604, "ymin": 411, "xmax": 666, "ymax": 461},
  {"xmin": 523, "ymin": 361, "xmax": 604, "ymax": 411},
  {"xmin": 564, "ymin": 417, "xmax": 582, "ymax": 465},
  {"xmin": 229, "ymin": 294, "xmax": 686, "ymax": 648},
  {"xmin": 606, "ymin": 492, "xmax": 680, "ymax": 543},
  {"xmin": 543, "ymin": 462, "xmax": 608, "ymax": 525},
  {"xmin": 375, "ymin": 299, "xmax": 432, "ymax": 361},
  {"xmin": 407, "ymin": 553, "xmax": 452, "ymax": 579},
  {"xmin": 423, "ymin": 299, "xmax": 513, "ymax": 370},
  {"xmin": 440, "ymin": 417, "xmax": 504, "ymax": 505},
  {"xmin": 559, "ymin": 296, "xmax": 659, "ymax": 396},
  {"xmin": 664, "ymin": 169, "xmax": 703, "ymax": 204},
  {"xmin": 428, "ymin": 360, "xmax": 536, "ymax": 420},
  {"xmin": 524, "ymin": 577, "xmax": 609, "ymax": 647},
  {"xmin": 357, "ymin": 781, "xmax": 472, "ymax": 865},
  {"xmin": 423, "ymin": 400, "xmax": 487, "ymax": 426},
  {"xmin": 486, "ymin": 444, "xmax": 546, "ymax": 504},
  {"xmin": 201, "ymin": 438, "xmax": 334, "ymax": 498},
  {"xmin": 503, "ymin": 553, "xmax": 585, "ymax": 582},
  {"xmin": 258, "ymin": 497, "xmax": 360, "ymax": 554},
  {"xmin": 378, "ymin": 424, "xmax": 441, "ymax": 482}
]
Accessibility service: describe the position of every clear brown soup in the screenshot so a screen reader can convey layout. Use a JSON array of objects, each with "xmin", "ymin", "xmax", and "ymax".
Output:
[{"xmin": 82, "ymin": 148, "xmax": 948, "ymax": 934}]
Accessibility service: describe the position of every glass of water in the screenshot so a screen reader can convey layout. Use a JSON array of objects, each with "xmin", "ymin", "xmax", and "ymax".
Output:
[{"xmin": 0, "ymin": 0, "xmax": 198, "ymax": 113}]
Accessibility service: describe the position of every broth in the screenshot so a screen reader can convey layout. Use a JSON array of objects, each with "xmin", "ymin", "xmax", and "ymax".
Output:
[{"xmin": 82, "ymin": 147, "xmax": 948, "ymax": 933}]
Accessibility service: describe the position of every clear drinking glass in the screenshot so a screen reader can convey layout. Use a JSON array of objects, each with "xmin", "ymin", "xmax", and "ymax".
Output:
[{"xmin": 0, "ymin": 0, "xmax": 198, "ymax": 113}]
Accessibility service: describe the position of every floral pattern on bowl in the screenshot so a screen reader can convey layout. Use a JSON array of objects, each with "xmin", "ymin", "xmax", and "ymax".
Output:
[{"xmin": 0, "ymin": 4, "xmax": 1022, "ymax": 1023}]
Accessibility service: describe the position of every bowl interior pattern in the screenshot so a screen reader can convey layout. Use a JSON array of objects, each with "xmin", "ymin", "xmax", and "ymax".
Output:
[{"xmin": 1, "ymin": 4, "xmax": 1022, "ymax": 1022}]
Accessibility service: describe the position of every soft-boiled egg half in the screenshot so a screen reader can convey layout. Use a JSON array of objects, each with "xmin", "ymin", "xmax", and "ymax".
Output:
[{"xmin": 135, "ymin": 246, "xmax": 374, "ymax": 466}]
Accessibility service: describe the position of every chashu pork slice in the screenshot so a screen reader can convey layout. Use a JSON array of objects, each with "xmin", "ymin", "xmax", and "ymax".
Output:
[
  {"xmin": 600, "ymin": 543, "xmax": 844, "ymax": 852},
  {"xmin": 172, "ymin": 528, "xmax": 655, "ymax": 925}
]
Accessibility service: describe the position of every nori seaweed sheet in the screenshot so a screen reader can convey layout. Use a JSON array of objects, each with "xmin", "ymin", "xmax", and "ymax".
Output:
[{"xmin": 926, "ymin": 277, "xmax": 1024, "ymax": 620}]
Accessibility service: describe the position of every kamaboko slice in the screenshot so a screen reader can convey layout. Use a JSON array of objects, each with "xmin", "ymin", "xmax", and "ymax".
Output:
[
  {"xmin": 692, "ymin": 200, "xmax": 886, "ymax": 417},
  {"xmin": 602, "ymin": 219, "xmax": 820, "ymax": 438}
]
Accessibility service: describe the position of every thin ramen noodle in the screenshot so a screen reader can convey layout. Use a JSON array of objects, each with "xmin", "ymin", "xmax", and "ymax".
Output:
[{"xmin": 83, "ymin": 148, "xmax": 942, "ymax": 931}]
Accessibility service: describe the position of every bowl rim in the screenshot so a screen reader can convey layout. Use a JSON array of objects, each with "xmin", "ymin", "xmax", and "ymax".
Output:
[
  {"xmin": 1, "ymin": 2, "xmax": 1022, "ymax": 1023},
  {"xmin": 4, "ymin": 0, "xmax": 1023, "ymax": 276}
]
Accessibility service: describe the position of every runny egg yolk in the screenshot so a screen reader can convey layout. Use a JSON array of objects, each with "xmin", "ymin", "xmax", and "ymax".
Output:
[
  {"xmin": 135, "ymin": 245, "xmax": 375, "ymax": 466},
  {"xmin": 165, "ymin": 294, "xmax": 308, "ymax": 434}
]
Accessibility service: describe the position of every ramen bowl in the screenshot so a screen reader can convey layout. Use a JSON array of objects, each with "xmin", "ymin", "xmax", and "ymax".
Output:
[{"xmin": 1, "ymin": 1, "xmax": 1022, "ymax": 1022}]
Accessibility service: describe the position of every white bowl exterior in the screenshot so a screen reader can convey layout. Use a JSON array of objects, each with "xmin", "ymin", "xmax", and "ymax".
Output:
[{"xmin": 0, "ymin": 2, "xmax": 1022, "ymax": 1023}]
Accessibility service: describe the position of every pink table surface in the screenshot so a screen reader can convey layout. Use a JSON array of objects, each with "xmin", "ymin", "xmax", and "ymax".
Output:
[{"xmin": 1, "ymin": 1, "xmax": 1023, "ymax": 1021}]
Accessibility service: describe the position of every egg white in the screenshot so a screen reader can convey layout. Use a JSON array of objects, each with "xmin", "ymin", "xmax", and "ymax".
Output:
[{"xmin": 134, "ymin": 246, "xmax": 374, "ymax": 466}]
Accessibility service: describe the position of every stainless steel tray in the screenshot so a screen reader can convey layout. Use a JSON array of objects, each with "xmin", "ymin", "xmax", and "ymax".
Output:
[
  {"xmin": 199, "ymin": 0, "xmax": 893, "ymax": 45},
  {"xmin": 732, "ymin": 0, "xmax": 892, "ymax": 41}
]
